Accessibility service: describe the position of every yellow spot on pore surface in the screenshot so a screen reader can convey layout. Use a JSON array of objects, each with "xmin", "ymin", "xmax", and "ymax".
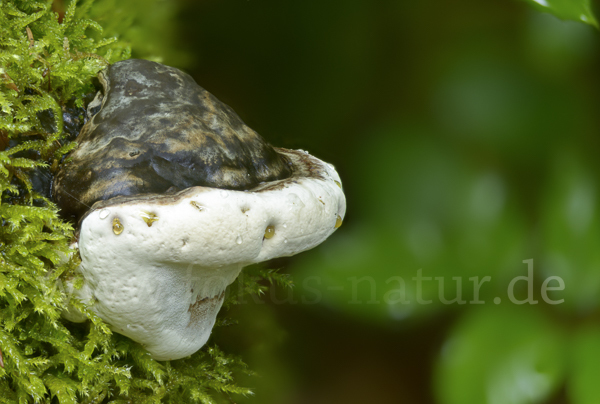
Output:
[
  {"xmin": 335, "ymin": 215, "xmax": 343, "ymax": 229},
  {"xmin": 264, "ymin": 225, "xmax": 275, "ymax": 239},
  {"xmin": 141, "ymin": 212, "xmax": 159, "ymax": 227},
  {"xmin": 112, "ymin": 217, "xmax": 124, "ymax": 235}
]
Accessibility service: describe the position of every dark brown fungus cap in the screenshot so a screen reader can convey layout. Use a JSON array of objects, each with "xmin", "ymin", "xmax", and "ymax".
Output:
[{"xmin": 53, "ymin": 59, "xmax": 292, "ymax": 222}]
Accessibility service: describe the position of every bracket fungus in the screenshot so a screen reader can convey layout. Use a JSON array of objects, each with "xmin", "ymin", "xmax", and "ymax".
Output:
[{"xmin": 54, "ymin": 59, "xmax": 346, "ymax": 361}]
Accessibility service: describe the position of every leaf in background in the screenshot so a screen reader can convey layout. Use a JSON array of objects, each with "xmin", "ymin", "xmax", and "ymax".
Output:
[
  {"xmin": 520, "ymin": 0, "xmax": 598, "ymax": 27},
  {"xmin": 435, "ymin": 306, "xmax": 566, "ymax": 404},
  {"xmin": 568, "ymin": 325, "xmax": 600, "ymax": 404}
]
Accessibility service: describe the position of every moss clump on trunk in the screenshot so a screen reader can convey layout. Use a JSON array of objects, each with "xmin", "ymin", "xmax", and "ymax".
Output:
[{"xmin": 0, "ymin": 1, "xmax": 266, "ymax": 402}]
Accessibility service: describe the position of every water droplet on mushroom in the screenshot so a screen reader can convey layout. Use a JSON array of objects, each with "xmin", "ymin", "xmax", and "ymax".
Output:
[
  {"xmin": 283, "ymin": 238, "xmax": 288, "ymax": 244},
  {"xmin": 335, "ymin": 215, "xmax": 343, "ymax": 229},
  {"xmin": 127, "ymin": 324, "xmax": 131, "ymax": 329},
  {"xmin": 112, "ymin": 217, "xmax": 124, "ymax": 235},
  {"xmin": 99, "ymin": 209, "xmax": 110, "ymax": 219},
  {"xmin": 190, "ymin": 201, "xmax": 204, "ymax": 211},
  {"xmin": 236, "ymin": 235, "xmax": 243, "ymax": 245},
  {"xmin": 140, "ymin": 212, "xmax": 159, "ymax": 227},
  {"xmin": 283, "ymin": 224, "xmax": 287, "ymax": 228},
  {"xmin": 220, "ymin": 190, "xmax": 229, "ymax": 198},
  {"xmin": 264, "ymin": 225, "xmax": 275, "ymax": 239}
]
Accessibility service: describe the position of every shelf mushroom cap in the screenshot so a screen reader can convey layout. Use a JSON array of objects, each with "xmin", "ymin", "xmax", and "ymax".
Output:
[
  {"xmin": 53, "ymin": 59, "xmax": 292, "ymax": 223},
  {"xmin": 55, "ymin": 59, "xmax": 346, "ymax": 360}
]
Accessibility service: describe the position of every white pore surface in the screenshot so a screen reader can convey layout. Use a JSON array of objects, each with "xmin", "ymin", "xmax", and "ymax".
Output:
[{"xmin": 74, "ymin": 151, "xmax": 346, "ymax": 360}]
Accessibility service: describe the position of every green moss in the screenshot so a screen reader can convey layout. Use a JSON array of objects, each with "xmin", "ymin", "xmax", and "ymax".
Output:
[{"xmin": 0, "ymin": 1, "xmax": 274, "ymax": 402}]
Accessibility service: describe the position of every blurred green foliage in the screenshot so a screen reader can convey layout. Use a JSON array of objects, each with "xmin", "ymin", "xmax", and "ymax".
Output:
[
  {"xmin": 79, "ymin": 0, "xmax": 191, "ymax": 67},
  {"xmin": 435, "ymin": 306, "xmax": 567, "ymax": 404},
  {"xmin": 171, "ymin": 0, "xmax": 600, "ymax": 403},
  {"xmin": 521, "ymin": 0, "xmax": 598, "ymax": 27},
  {"xmin": 569, "ymin": 325, "xmax": 600, "ymax": 404}
]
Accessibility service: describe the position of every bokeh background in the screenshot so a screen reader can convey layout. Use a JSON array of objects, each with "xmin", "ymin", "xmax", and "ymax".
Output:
[{"xmin": 92, "ymin": 0, "xmax": 600, "ymax": 402}]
